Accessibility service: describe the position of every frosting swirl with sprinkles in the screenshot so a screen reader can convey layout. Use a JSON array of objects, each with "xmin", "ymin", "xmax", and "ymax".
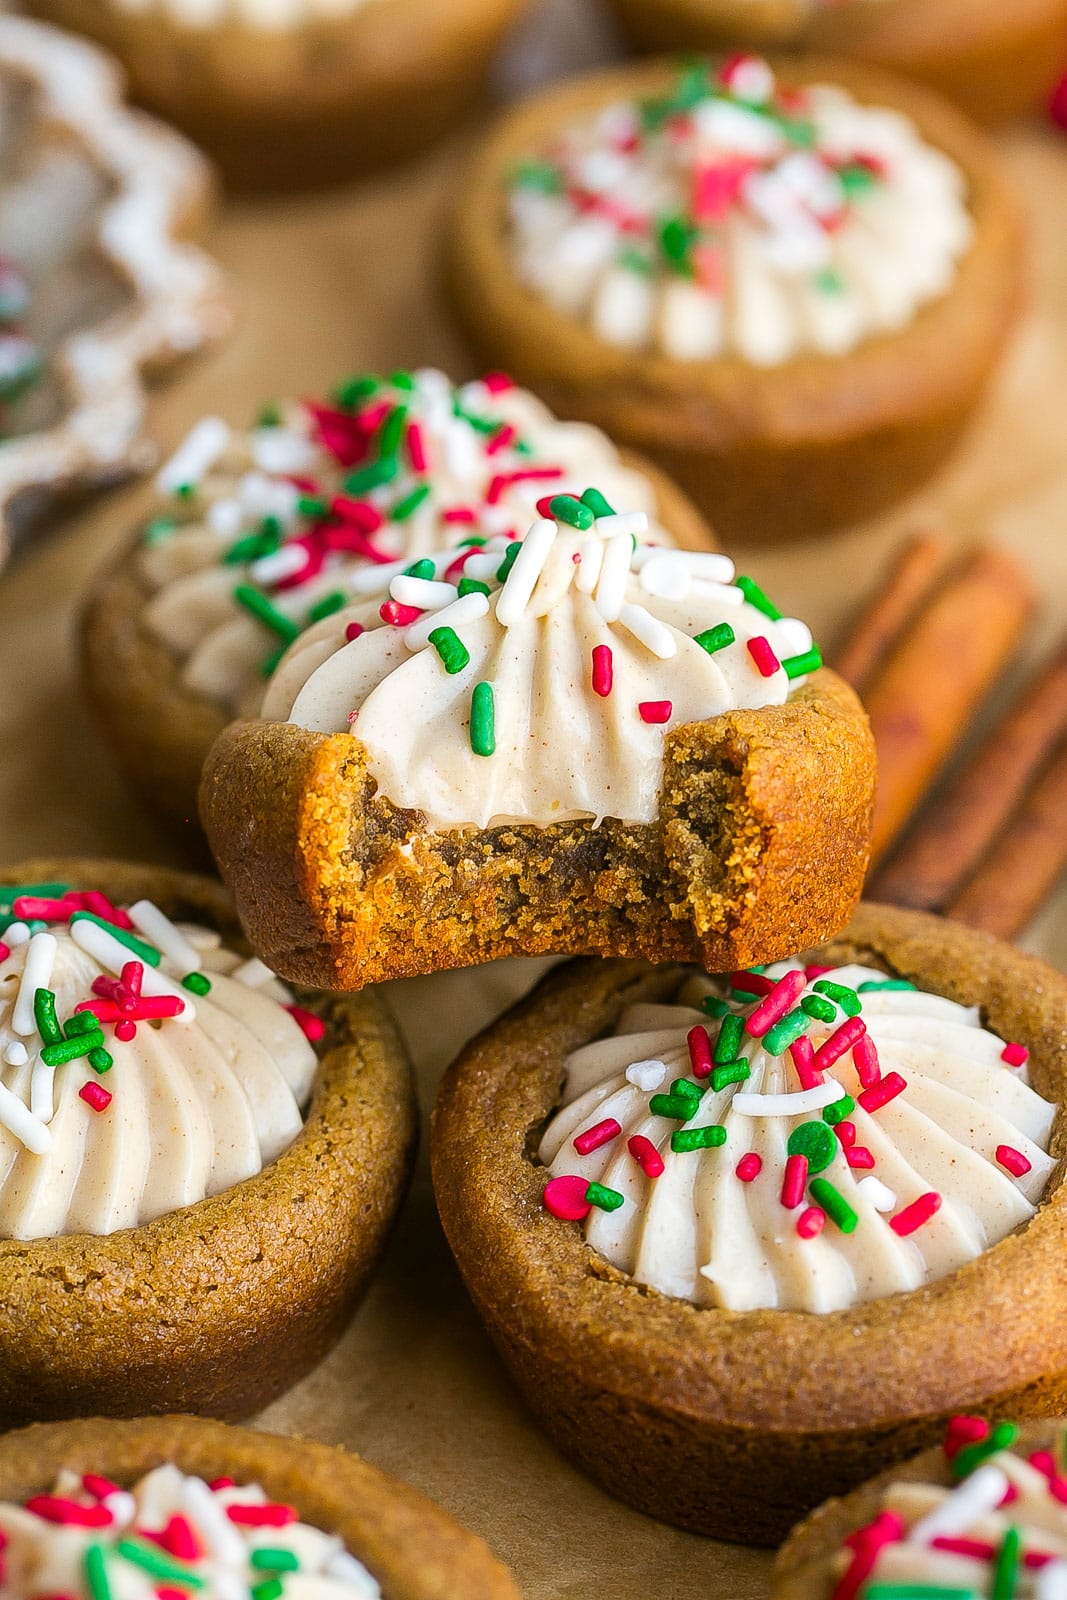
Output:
[
  {"xmin": 507, "ymin": 55, "xmax": 974, "ymax": 366},
  {"xmin": 538, "ymin": 960, "xmax": 1056, "ymax": 1313}
]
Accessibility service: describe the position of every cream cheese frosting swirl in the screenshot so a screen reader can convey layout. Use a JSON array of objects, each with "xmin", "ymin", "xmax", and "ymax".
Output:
[
  {"xmin": 0, "ymin": 1463, "xmax": 380, "ymax": 1599},
  {"xmin": 263, "ymin": 492, "xmax": 817, "ymax": 830},
  {"xmin": 139, "ymin": 370, "xmax": 679, "ymax": 719},
  {"xmin": 507, "ymin": 55, "xmax": 974, "ymax": 366},
  {"xmin": 0, "ymin": 882, "xmax": 317, "ymax": 1240},
  {"xmin": 538, "ymin": 960, "xmax": 1056, "ymax": 1314}
]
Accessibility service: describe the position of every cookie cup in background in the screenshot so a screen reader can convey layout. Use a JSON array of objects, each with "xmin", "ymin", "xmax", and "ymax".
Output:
[
  {"xmin": 0, "ymin": 859, "xmax": 417, "ymax": 1429},
  {"xmin": 431, "ymin": 904, "xmax": 1067, "ymax": 1545}
]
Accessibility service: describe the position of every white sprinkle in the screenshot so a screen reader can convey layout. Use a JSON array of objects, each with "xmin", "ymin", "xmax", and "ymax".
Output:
[
  {"xmin": 444, "ymin": 418, "xmax": 481, "ymax": 479},
  {"xmin": 389, "ymin": 576, "xmax": 458, "ymax": 610},
  {"xmin": 250, "ymin": 426, "xmax": 317, "ymax": 476},
  {"xmin": 1038, "ymin": 1563, "xmax": 1067, "ymax": 1600},
  {"xmin": 4, "ymin": 1042, "xmax": 27, "ymax": 1067},
  {"xmin": 238, "ymin": 471, "xmax": 298, "ymax": 523},
  {"xmin": 596, "ymin": 511, "xmax": 648, "ymax": 540},
  {"xmin": 574, "ymin": 534, "xmax": 604, "ymax": 595},
  {"xmin": 180, "ymin": 1476, "xmax": 246, "ymax": 1564},
  {"xmin": 626, "ymin": 1058, "xmax": 667, "ymax": 1091},
  {"xmin": 857, "ymin": 1176, "xmax": 898, "ymax": 1213},
  {"xmin": 776, "ymin": 616, "xmax": 814, "ymax": 656},
  {"xmin": 69, "ymin": 919, "xmax": 196, "ymax": 1023},
  {"xmin": 496, "ymin": 518, "xmax": 558, "ymax": 626},
  {"xmin": 348, "ymin": 557, "xmax": 409, "ymax": 596},
  {"xmin": 30, "ymin": 1058, "xmax": 54, "ymax": 1124},
  {"xmin": 207, "ymin": 499, "xmax": 244, "ymax": 539},
  {"xmin": 461, "ymin": 551, "xmax": 504, "ymax": 584},
  {"xmin": 638, "ymin": 553, "xmax": 691, "ymax": 602},
  {"xmin": 594, "ymin": 532, "xmax": 633, "ymax": 622},
  {"xmin": 102, "ymin": 1491, "xmax": 137, "ymax": 1530},
  {"xmin": 157, "ymin": 417, "xmax": 231, "ymax": 494},
  {"xmin": 907, "ymin": 1464, "xmax": 1010, "ymax": 1545},
  {"xmin": 404, "ymin": 592, "xmax": 490, "ymax": 651},
  {"xmin": 482, "ymin": 505, "xmax": 517, "ymax": 536},
  {"xmin": 619, "ymin": 603, "xmax": 677, "ymax": 660},
  {"xmin": 0, "ymin": 1079, "xmax": 50, "ymax": 1153},
  {"xmin": 12, "ymin": 932, "xmax": 57, "ymax": 1037},
  {"xmin": 249, "ymin": 545, "xmax": 310, "ymax": 586},
  {"xmin": 4, "ymin": 922, "xmax": 30, "ymax": 947},
  {"xmin": 127, "ymin": 899, "xmax": 200, "ymax": 974},
  {"xmin": 691, "ymin": 580, "xmax": 745, "ymax": 608},
  {"xmin": 731, "ymin": 1079, "xmax": 842, "ymax": 1117},
  {"xmin": 231, "ymin": 957, "xmax": 275, "ymax": 988}
]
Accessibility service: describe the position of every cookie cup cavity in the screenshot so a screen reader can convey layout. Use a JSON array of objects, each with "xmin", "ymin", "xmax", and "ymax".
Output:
[
  {"xmin": 430, "ymin": 904, "xmax": 1067, "ymax": 1545},
  {"xmin": 0, "ymin": 859, "xmax": 417, "ymax": 1429},
  {"xmin": 0, "ymin": 1415, "xmax": 519, "ymax": 1600},
  {"xmin": 446, "ymin": 58, "xmax": 1022, "ymax": 544},
  {"xmin": 199, "ymin": 670, "xmax": 874, "ymax": 990}
]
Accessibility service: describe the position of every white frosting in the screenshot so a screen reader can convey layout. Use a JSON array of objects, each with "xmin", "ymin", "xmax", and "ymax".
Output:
[
  {"xmin": 508, "ymin": 57, "xmax": 974, "ymax": 366},
  {"xmin": 262, "ymin": 504, "xmax": 815, "ymax": 830},
  {"xmin": 0, "ymin": 1465, "xmax": 380, "ymax": 1599},
  {"xmin": 538, "ymin": 962, "xmax": 1056, "ymax": 1313},
  {"xmin": 0, "ymin": 893, "xmax": 317, "ymax": 1240},
  {"xmin": 103, "ymin": 0, "xmax": 381, "ymax": 29},
  {"xmin": 140, "ymin": 371, "xmax": 681, "ymax": 719}
]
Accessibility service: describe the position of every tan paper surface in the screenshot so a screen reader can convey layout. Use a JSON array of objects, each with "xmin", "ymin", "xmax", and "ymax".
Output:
[{"xmin": 1, "ymin": 3, "xmax": 1066, "ymax": 1591}]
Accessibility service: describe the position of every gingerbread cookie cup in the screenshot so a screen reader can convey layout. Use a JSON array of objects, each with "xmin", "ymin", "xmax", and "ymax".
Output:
[
  {"xmin": 431, "ymin": 905, "xmax": 1067, "ymax": 1545},
  {"xmin": 445, "ymin": 59, "xmax": 1022, "ymax": 544},
  {"xmin": 26, "ymin": 0, "xmax": 527, "ymax": 192},
  {"xmin": 0, "ymin": 859, "xmax": 416, "ymax": 1429},
  {"xmin": 604, "ymin": 0, "xmax": 1067, "ymax": 126},
  {"xmin": 0, "ymin": 1415, "xmax": 519, "ymax": 1600}
]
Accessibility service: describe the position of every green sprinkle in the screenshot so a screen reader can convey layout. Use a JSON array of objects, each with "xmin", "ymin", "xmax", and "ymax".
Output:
[
  {"xmin": 1, "ymin": 882, "xmax": 68, "ymax": 908},
  {"xmin": 809, "ymin": 1177, "xmax": 858, "ymax": 1233},
  {"xmin": 389, "ymin": 370, "xmax": 416, "ymax": 392},
  {"xmin": 298, "ymin": 494, "xmax": 329, "ymax": 521},
  {"xmin": 763, "ymin": 1009, "xmax": 811, "ymax": 1056},
  {"xmin": 511, "ymin": 160, "xmax": 563, "ymax": 194},
  {"xmin": 782, "ymin": 647, "xmax": 823, "ymax": 680},
  {"xmin": 143, "ymin": 516, "xmax": 178, "ymax": 546},
  {"xmin": 33, "ymin": 988, "xmax": 62, "ymax": 1046},
  {"xmin": 814, "ymin": 266, "xmax": 845, "ymax": 295},
  {"xmin": 42, "ymin": 1031, "xmax": 105, "ymax": 1067},
  {"xmin": 333, "ymin": 374, "xmax": 378, "ymax": 409},
  {"xmin": 580, "ymin": 487, "xmax": 616, "ymax": 518},
  {"xmin": 453, "ymin": 404, "xmax": 500, "ymax": 435},
  {"xmin": 700, "ymin": 995, "xmax": 731, "ymax": 1019},
  {"xmin": 223, "ymin": 531, "xmax": 273, "ymax": 566},
  {"xmin": 736, "ymin": 575, "xmax": 782, "ymax": 621},
  {"xmin": 670, "ymin": 1078, "xmax": 704, "ymax": 1104},
  {"xmin": 731, "ymin": 986, "xmax": 762, "ymax": 1003},
  {"xmin": 69, "ymin": 912, "xmax": 162, "ymax": 967},
  {"xmin": 429, "ymin": 626, "xmax": 471, "ymax": 675},
  {"xmin": 694, "ymin": 623, "xmax": 735, "ymax": 656},
  {"xmin": 715, "ymin": 1013, "xmax": 745, "ymax": 1064},
  {"xmin": 256, "ymin": 402, "xmax": 282, "ymax": 428},
  {"xmin": 404, "ymin": 558, "xmax": 436, "ymax": 580},
  {"xmin": 458, "ymin": 577, "xmax": 491, "ymax": 599},
  {"xmin": 857, "ymin": 979, "xmax": 916, "ymax": 993},
  {"xmin": 85, "ymin": 1543, "xmax": 113, "ymax": 1600},
  {"xmin": 658, "ymin": 213, "xmax": 697, "ymax": 272},
  {"xmin": 822, "ymin": 1095, "xmax": 855, "ymax": 1126},
  {"xmin": 89, "ymin": 1047, "xmax": 113, "ymax": 1074},
  {"xmin": 496, "ymin": 542, "xmax": 523, "ymax": 584},
  {"xmin": 182, "ymin": 971, "xmax": 212, "ymax": 996},
  {"xmin": 306, "ymin": 592, "xmax": 346, "ymax": 625},
  {"xmin": 649, "ymin": 1093, "xmax": 699, "ymax": 1120},
  {"xmin": 234, "ymin": 586, "xmax": 300, "ymax": 644},
  {"xmin": 250, "ymin": 1551, "xmax": 300, "ymax": 1574},
  {"xmin": 585, "ymin": 1181, "xmax": 625, "ymax": 1212},
  {"xmin": 671, "ymin": 1125, "xmax": 727, "ymax": 1153},
  {"xmin": 344, "ymin": 456, "xmax": 399, "ymax": 496},
  {"xmin": 251, "ymin": 1581, "xmax": 284, "ymax": 1600},
  {"xmin": 838, "ymin": 162, "xmax": 878, "ymax": 198},
  {"xmin": 393, "ymin": 483, "xmax": 432, "ymax": 522},
  {"xmin": 458, "ymin": 535, "xmax": 488, "ymax": 549},
  {"xmin": 377, "ymin": 405, "xmax": 407, "ymax": 459},
  {"xmin": 787, "ymin": 1121, "xmax": 837, "ymax": 1175},
  {"xmin": 64, "ymin": 1012, "xmax": 100, "ymax": 1038},
  {"xmin": 951, "ymin": 1421, "xmax": 1019, "ymax": 1480},
  {"xmin": 174, "ymin": 484, "xmax": 195, "ymax": 501},
  {"xmin": 549, "ymin": 494, "xmax": 595, "ymax": 530},
  {"xmin": 813, "ymin": 980, "xmax": 861, "ymax": 1016},
  {"xmin": 864, "ymin": 1589, "xmax": 978, "ymax": 1600},
  {"xmin": 618, "ymin": 246, "xmax": 654, "ymax": 275},
  {"xmin": 801, "ymin": 994, "xmax": 837, "ymax": 1024},
  {"xmin": 470, "ymin": 682, "xmax": 495, "ymax": 757},
  {"xmin": 116, "ymin": 1540, "xmax": 205, "ymax": 1588},
  {"xmin": 991, "ymin": 1527, "xmax": 1020, "ymax": 1600},
  {"xmin": 711, "ymin": 1062, "xmax": 750, "ymax": 1092}
]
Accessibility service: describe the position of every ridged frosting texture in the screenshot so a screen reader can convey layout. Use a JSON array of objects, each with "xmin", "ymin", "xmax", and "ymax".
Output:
[
  {"xmin": 0, "ymin": 1464, "xmax": 380, "ymax": 1599},
  {"xmin": 538, "ymin": 961, "xmax": 1056, "ymax": 1313},
  {"xmin": 0, "ymin": 882, "xmax": 317, "ymax": 1240},
  {"xmin": 507, "ymin": 55, "xmax": 974, "ymax": 365},
  {"xmin": 139, "ymin": 370, "xmax": 679, "ymax": 719},
  {"xmin": 262, "ymin": 493, "xmax": 817, "ymax": 830}
]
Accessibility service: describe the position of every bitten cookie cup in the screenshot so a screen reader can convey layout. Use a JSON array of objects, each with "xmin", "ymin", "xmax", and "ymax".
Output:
[
  {"xmin": 430, "ymin": 905, "xmax": 1067, "ymax": 1546},
  {"xmin": 603, "ymin": 0, "xmax": 1067, "ymax": 126},
  {"xmin": 0, "ymin": 859, "xmax": 417, "ymax": 1429},
  {"xmin": 0, "ymin": 1415, "xmax": 520, "ymax": 1600},
  {"xmin": 445, "ymin": 57, "xmax": 1022, "ymax": 544},
  {"xmin": 25, "ymin": 0, "xmax": 528, "ymax": 192}
]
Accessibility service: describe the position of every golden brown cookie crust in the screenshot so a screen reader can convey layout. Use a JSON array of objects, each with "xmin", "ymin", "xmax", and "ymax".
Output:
[
  {"xmin": 80, "ymin": 449, "xmax": 714, "ymax": 850},
  {"xmin": 198, "ymin": 670, "xmax": 874, "ymax": 991},
  {"xmin": 445, "ymin": 57, "xmax": 1023, "ymax": 543},
  {"xmin": 0, "ymin": 1415, "xmax": 520, "ymax": 1600},
  {"xmin": 771, "ymin": 1417, "xmax": 1064, "ymax": 1599},
  {"xmin": 0, "ymin": 859, "xmax": 418, "ymax": 1429},
  {"xmin": 430, "ymin": 905, "xmax": 1067, "ymax": 1545}
]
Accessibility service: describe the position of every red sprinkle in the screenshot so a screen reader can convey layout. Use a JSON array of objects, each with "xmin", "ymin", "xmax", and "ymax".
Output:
[
  {"xmin": 996, "ymin": 1144, "xmax": 1032, "ymax": 1178},
  {"xmin": 747, "ymin": 636, "xmax": 780, "ymax": 678},
  {"xmin": 379, "ymin": 601, "xmax": 422, "ymax": 626},
  {"xmin": 0, "ymin": 943, "xmax": 8, "ymax": 963},
  {"xmin": 804, "ymin": 964, "xmax": 832, "ymax": 980},
  {"xmin": 797, "ymin": 1206, "xmax": 826, "ymax": 1239},
  {"xmin": 26, "ymin": 1496, "xmax": 112, "ymax": 1528},
  {"xmin": 789, "ymin": 1034, "xmax": 822, "ymax": 1090},
  {"xmin": 286, "ymin": 1005, "xmax": 325, "ymax": 1043},
  {"xmin": 846, "ymin": 1146, "xmax": 875, "ymax": 1170},
  {"xmin": 944, "ymin": 1415, "xmax": 989, "ymax": 1460},
  {"xmin": 442, "ymin": 506, "xmax": 477, "ymax": 524},
  {"xmin": 812, "ymin": 1016, "xmax": 866, "ymax": 1075},
  {"xmin": 574, "ymin": 1118, "xmax": 622, "ymax": 1156},
  {"xmin": 209, "ymin": 1478, "xmax": 236, "ymax": 1491},
  {"xmin": 832, "ymin": 1512, "xmax": 905, "ymax": 1600},
  {"xmin": 729, "ymin": 970, "xmax": 775, "ymax": 996},
  {"xmin": 931, "ymin": 1536, "xmax": 995, "ymax": 1563},
  {"xmin": 781, "ymin": 1153, "xmax": 808, "ymax": 1210},
  {"xmin": 746, "ymin": 969, "xmax": 806, "ymax": 1039},
  {"xmin": 486, "ymin": 466, "xmax": 561, "ymax": 505},
  {"xmin": 482, "ymin": 372, "xmax": 514, "ymax": 394},
  {"xmin": 687, "ymin": 1025, "xmax": 713, "ymax": 1080},
  {"xmin": 889, "ymin": 1191, "xmax": 942, "ymax": 1236},
  {"xmin": 406, "ymin": 421, "xmax": 427, "ymax": 473},
  {"xmin": 115, "ymin": 1020, "xmax": 136, "ymax": 1043},
  {"xmin": 345, "ymin": 622, "xmax": 365, "ymax": 643},
  {"xmin": 486, "ymin": 424, "xmax": 517, "ymax": 457},
  {"xmin": 79, "ymin": 1082, "xmax": 112, "ymax": 1114},
  {"xmin": 158, "ymin": 1588, "xmax": 190, "ymax": 1600},
  {"xmin": 736, "ymin": 1152, "xmax": 762, "ymax": 1182},
  {"xmin": 853, "ymin": 1034, "xmax": 881, "ymax": 1088},
  {"xmin": 1051, "ymin": 73, "xmax": 1067, "ymax": 131},
  {"xmin": 121, "ymin": 961, "xmax": 144, "ymax": 997},
  {"xmin": 858, "ymin": 1072, "xmax": 907, "ymax": 1113},
  {"xmin": 82, "ymin": 1475, "xmax": 122, "ymax": 1501},
  {"xmin": 543, "ymin": 1175, "xmax": 593, "ymax": 1221},
  {"xmin": 1001, "ymin": 1041, "xmax": 1029, "ymax": 1068},
  {"xmin": 147, "ymin": 1516, "xmax": 202, "ymax": 1562},
  {"xmin": 225, "ymin": 1503, "xmax": 298, "ymax": 1529},
  {"xmin": 628, "ymin": 1134, "xmax": 665, "ymax": 1179},
  {"xmin": 638, "ymin": 701, "xmax": 672, "ymax": 724},
  {"xmin": 834, "ymin": 1120, "xmax": 857, "ymax": 1149},
  {"xmin": 591, "ymin": 644, "xmax": 613, "ymax": 698}
]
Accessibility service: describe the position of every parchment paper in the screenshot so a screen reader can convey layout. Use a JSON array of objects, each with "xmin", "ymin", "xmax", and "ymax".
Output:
[{"xmin": 1, "ymin": 3, "xmax": 1066, "ymax": 1593}]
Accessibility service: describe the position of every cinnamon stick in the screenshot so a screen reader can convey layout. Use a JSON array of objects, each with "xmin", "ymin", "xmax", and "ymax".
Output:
[
  {"xmin": 872, "ymin": 637, "xmax": 1067, "ymax": 911},
  {"xmin": 863, "ymin": 546, "xmax": 1035, "ymax": 864},
  {"xmin": 832, "ymin": 531, "xmax": 950, "ymax": 694},
  {"xmin": 945, "ymin": 735, "xmax": 1067, "ymax": 939}
]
